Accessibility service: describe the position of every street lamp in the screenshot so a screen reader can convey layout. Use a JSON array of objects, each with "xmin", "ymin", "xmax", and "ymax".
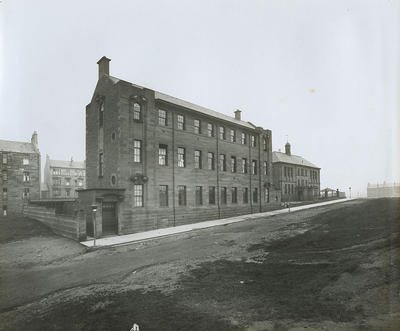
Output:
[{"xmin": 91, "ymin": 204, "xmax": 98, "ymax": 246}]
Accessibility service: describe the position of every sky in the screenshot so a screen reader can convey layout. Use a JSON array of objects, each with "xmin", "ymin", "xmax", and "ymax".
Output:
[{"xmin": 1, "ymin": 0, "xmax": 399, "ymax": 196}]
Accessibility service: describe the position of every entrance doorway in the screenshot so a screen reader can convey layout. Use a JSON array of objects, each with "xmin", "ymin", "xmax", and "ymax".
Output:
[{"xmin": 102, "ymin": 202, "xmax": 117, "ymax": 235}]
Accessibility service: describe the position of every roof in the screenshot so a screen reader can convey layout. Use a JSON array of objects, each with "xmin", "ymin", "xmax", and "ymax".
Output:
[
  {"xmin": 49, "ymin": 159, "xmax": 85, "ymax": 169},
  {"xmin": 107, "ymin": 76, "xmax": 256, "ymax": 130},
  {"xmin": 0, "ymin": 139, "xmax": 37, "ymax": 154},
  {"xmin": 272, "ymin": 151, "xmax": 319, "ymax": 169},
  {"xmin": 155, "ymin": 91, "xmax": 255, "ymax": 130}
]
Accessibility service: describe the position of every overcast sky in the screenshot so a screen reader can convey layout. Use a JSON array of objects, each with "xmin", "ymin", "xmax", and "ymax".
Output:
[{"xmin": 1, "ymin": 0, "xmax": 399, "ymax": 196}]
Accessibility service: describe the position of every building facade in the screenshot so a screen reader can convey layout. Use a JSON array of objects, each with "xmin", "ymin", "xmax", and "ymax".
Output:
[
  {"xmin": 272, "ymin": 142, "xmax": 320, "ymax": 202},
  {"xmin": 0, "ymin": 132, "xmax": 41, "ymax": 215},
  {"xmin": 43, "ymin": 155, "xmax": 86, "ymax": 198},
  {"xmin": 79, "ymin": 56, "xmax": 280, "ymax": 238},
  {"xmin": 367, "ymin": 183, "xmax": 400, "ymax": 198}
]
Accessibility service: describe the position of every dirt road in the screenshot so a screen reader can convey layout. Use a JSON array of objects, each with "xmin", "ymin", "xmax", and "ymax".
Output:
[{"xmin": 0, "ymin": 198, "xmax": 399, "ymax": 330}]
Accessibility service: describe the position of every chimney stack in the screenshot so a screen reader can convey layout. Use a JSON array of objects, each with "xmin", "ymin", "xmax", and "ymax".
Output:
[
  {"xmin": 97, "ymin": 56, "xmax": 111, "ymax": 79},
  {"xmin": 31, "ymin": 131, "xmax": 38, "ymax": 149},
  {"xmin": 234, "ymin": 109, "xmax": 241, "ymax": 120},
  {"xmin": 285, "ymin": 142, "xmax": 291, "ymax": 156}
]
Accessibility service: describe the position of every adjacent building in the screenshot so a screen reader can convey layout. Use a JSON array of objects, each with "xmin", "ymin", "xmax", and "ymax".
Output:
[
  {"xmin": 43, "ymin": 155, "xmax": 86, "ymax": 198},
  {"xmin": 79, "ymin": 56, "xmax": 280, "ymax": 238},
  {"xmin": 0, "ymin": 132, "xmax": 41, "ymax": 215},
  {"xmin": 272, "ymin": 142, "xmax": 320, "ymax": 202},
  {"xmin": 367, "ymin": 182, "xmax": 400, "ymax": 198}
]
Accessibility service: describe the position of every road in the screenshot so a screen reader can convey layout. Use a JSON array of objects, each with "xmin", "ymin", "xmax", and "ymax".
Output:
[{"xmin": 0, "ymin": 198, "xmax": 399, "ymax": 330}]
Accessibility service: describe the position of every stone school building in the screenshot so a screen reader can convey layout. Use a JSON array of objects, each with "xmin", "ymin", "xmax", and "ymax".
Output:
[{"xmin": 78, "ymin": 57, "xmax": 281, "ymax": 238}]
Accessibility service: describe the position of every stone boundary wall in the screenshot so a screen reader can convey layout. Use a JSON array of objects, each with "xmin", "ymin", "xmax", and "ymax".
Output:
[{"xmin": 23, "ymin": 204, "xmax": 85, "ymax": 241}]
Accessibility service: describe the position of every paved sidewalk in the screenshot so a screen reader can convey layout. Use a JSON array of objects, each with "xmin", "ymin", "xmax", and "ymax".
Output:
[{"xmin": 81, "ymin": 198, "xmax": 354, "ymax": 248}]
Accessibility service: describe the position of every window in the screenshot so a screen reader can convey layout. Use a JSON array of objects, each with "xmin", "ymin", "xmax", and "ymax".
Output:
[
  {"xmin": 133, "ymin": 102, "xmax": 141, "ymax": 121},
  {"xmin": 207, "ymin": 123, "xmax": 214, "ymax": 137},
  {"xmin": 230, "ymin": 129, "xmax": 236, "ymax": 143},
  {"xmin": 77, "ymin": 178, "xmax": 83, "ymax": 187},
  {"xmin": 178, "ymin": 185, "xmax": 186, "ymax": 206},
  {"xmin": 111, "ymin": 132, "xmax": 116, "ymax": 142},
  {"xmin": 2, "ymin": 170, "xmax": 7, "ymax": 182},
  {"xmin": 242, "ymin": 158, "xmax": 248, "ymax": 174},
  {"xmin": 53, "ymin": 177, "xmax": 61, "ymax": 185},
  {"xmin": 23, "ymin": 188, "xmax": 30, "ymax": 199},
  {"xmin": 209, "ymin": 186, "xmax": 216, "ymax": 204},
  {"xmin": 264, "ymin": 161, "xmax": 268, "ymax": 175},
  {"xmin": 111, "ymin": 175, "xmax": 116, "ymax": 185},
  {"xmin": 22, "ymin": 172, "xmax": 30, "ymax": 182},
  {"xmin": 158, "ymin": 109, "xmax": 167, "ymax": 126},
  {"xmin": 23, "ymin": 158, "xmax": 29, "ymax": 165},
  {"xmin": 3, "ymin": 188, "xmax": 7, "ymax": 200},
  {"xmin": 207, "ymin": 152, "xmax": 215, "ymax": 170},
  {"xmin": 177, "ymin": 114, "xmax": 185, "ymax": 130},
  {"xmin": 177, "ymin": 147, "xmax": 185, "ymax": 167},
  {"xmin": 3, "ymin": 205, "xmax": 7, "ymax": 216},
  {"xmin": 241, "ymin": 132, "xmax": 247, "ymax": 145},
  {"xmin": 99, "ymin": 101, "xmax": 104, "ymax": 127},
  {"xmin": 219, "ymin": 154, "xmax": 226, "ymax": 171},
  {"xmin": 195, "ymin": 186, "xmax": 203, "ymax": 206},
  {"xmin": 263, "ymin": 137, "xmax": 268, "ymax": 151},
  {"xmin": 159, "ymin": 145, "xmax": 168, "ymax": 166},
  {"xmin": 252, "ymin": 160, "xmax": 257, "ymax": 175},
  {"xmin": 243, "ymin": 188, "xmax": 249, "ymax": 203},
  {"xmin": 159, "ymin": 185, "xmax": 168, "ymax": 207},
  {"xmin": 219, "ymin": 126, "xmax": 225, "ymax": 140},
  {"xmin": 221, "ymin": 187, "xmax": 227, "ymax": 204},
  {"xmin": 284, "ymin": 184, "xmax": 288, "ymax": 194},
  {"xmin": 265, "ymin": 188, "xmax": 270, "ymax": 203},
  {"xmin": 66, "ymin": 188, "xmax": 71, "ymax": 197},
  {"xmin": 65, "ymin": 178, "xmax": 71, "ymax": 186},
  {"xmin": 231, "ymin": 156, "xmax": 237, "ymax": 173},
  {"xmin": 194, "ymin": 150, "xmax": 202, "ymax": 169},
  {"xmin": 134, "ymin": 184, "xmax": 143, "ymax": 207},
  {"xmin": 52, "ymin": 168, "xmax": 61, "ymax": 175},
  {"xmin": 133, "ymin": 140, "xmax": 142, "ymax": 163},
  {"xmin": 231, "ymin": 187, "xmax": 238, "ymax": 203},
  {"xmin": 251, "ymin": 135, "xmax": 256, "ymax": 147},
  {"xmin": 253, "ymin": 188, "xmax": 258, "ymax": 203},
  {"xmin": 194, "ymin": 119, "xmax": 201, "ymax": 134},
  {"xmin": 53, "ymin": 187, "xmax": 61, "ymax": 196},
  {"xmin": 99, "ymin": 153, "xmax": 104, "ymax": 177}
]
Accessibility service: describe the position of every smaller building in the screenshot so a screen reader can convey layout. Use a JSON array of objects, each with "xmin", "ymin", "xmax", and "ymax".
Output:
[
  {"xmin": 0, "ymin": 132, "xmax": 41, "ymax": 215},
  {"xmin": 272, "ymin": 142, "xmax": 321, "ymax": 202},
  {"xmin": 367, "ymin": 182, "xmax": 400, "ymax": 198},
  {"xmin": 43, "ymin": 155, "xmax": 86, "ymax": 198}
]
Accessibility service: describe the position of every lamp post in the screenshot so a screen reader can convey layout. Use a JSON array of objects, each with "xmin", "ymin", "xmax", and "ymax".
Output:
[{"xmin": 91, "ymin": 204, "xmax": 97, "ymax": 247}]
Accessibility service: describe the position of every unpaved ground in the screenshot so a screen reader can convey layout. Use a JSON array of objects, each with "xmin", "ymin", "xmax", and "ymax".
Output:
[{"xmin": 0, "ymin": 199, "xmax": 399, "ymax": 330}]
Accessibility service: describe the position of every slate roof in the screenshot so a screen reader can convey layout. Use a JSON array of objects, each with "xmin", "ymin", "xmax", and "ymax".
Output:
[
  {"xmin": 49, "ymin": 159, "xmax": 85, "ymax": 169},
  {"xmin": 107, "ymin": 76, "xmax": 256, "ymax": 130},
  {"xmin": 0, "ymin": 139, "xmax": 37, "ymax": 154},
  {"xmin": 272, "ymin": 151, "xmax": 319, "ymax": 169}
]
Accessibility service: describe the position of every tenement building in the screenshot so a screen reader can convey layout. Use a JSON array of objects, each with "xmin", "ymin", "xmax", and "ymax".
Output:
[
  {"xmin": 79, "ymin": 56, "xmax": 280, "ymax": 237},
  {"xmin": 43, "ymin": 155, "xmax": 86, "ymax": 198},
  {"xmin": 0, "ymin": 132, "xmax": 41, "ymax": 215},
  {"xmin": 272, "ymin": 142, "xmax": 320, "ymax": 202}
]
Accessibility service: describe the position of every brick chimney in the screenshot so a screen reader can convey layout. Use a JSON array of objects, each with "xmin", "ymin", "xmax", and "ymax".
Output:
[
  {"xmin": 285, "ymin": 142, "xmax": 291, "ymax": 156},
  {"xmin": 97, "ymin": 56, "xmax": 111, "ymax": 79},
  {"xmin": 31, "ymin": 131, "xmax": 38, "ymax": 149},
  {"xmin": 234, "ymin": 109, "xmax": 241, "ymax": 120}
]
